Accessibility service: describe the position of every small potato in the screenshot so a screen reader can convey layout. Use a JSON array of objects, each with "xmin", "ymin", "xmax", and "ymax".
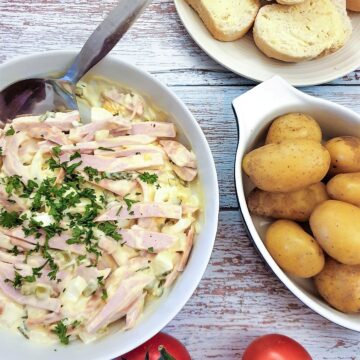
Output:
[
  {"xmin": 315, "ymin": 258, "xmax": 360, "ymax": 313},
  {"xmin": 242, "ymin": 139, "xmax": 330, "ymax": 192},
  {"xmin": 310, "ymin": 200, "xmax": 360, "ymax": 265},
  {"xmin": 266, "ymin": 113, "xmax": 322, "ymax": 144},
  {"xmin": 327, "ymin": 172, "xmax": 360, "ymax": 206},
  {"xmin": 325, "ymin": 136, "xmax": 360, "ymax": 174},
  {"xmin": 265, "ymin": 220, "xmax": 324, "ymax": 278},
  {"xmin": 248, "ymin": 183, "xmax": 329, "ymax": 222}
]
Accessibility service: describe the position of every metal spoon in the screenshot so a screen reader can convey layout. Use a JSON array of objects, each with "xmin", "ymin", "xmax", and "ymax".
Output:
[{"xmin": 0, "ymin": 0, "xmax": 151, "ymax": 123}]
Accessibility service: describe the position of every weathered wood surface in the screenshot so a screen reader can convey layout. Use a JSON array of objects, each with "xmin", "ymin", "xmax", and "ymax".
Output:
[{"xmin": 1, "ymin": 0, "xmax": 360, "ymax": 359}]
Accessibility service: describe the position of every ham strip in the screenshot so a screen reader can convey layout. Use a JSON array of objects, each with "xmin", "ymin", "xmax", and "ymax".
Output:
[
  {"xmin": 62, "ymin": 135, "xmax": 156, "ymax": 153},
  {"xmin": 172, "ymin": 164, "xmax": 197, "ymax": 182},
  {"xmin": 124, "ymin": 292, "xmax": 146, "ymax": 330},
  {"xmin": 69, "ymin": 117, "xmax": 131, "ymax": 142},
  {"xmin": 2, "ymin": 228, "xmax": 86, "ymax": 255},
  {"xmin": 0, "ymin": 186, "xmax": 26, "ymax": 212},
  {"xmin": 13, "ymin": 122, "xmax": 71, "ymax": 145},
  {"xmin": 160, "ymin": 140, "xmax": 196, "ymax": 168},
  {"xmin": 103, "ymin": 89, "xmax": 144, "ymax": 119},
  {"xmin": 96, "ymin": 202, "xmax": 182, "ymax": 222},
  {"xmin": 130, "ymin": 122, "xmax": 176, "ymax": 138},
  {"xmin": 178, "ymin": 225, "xmax": 195, "ymax": 271},
  {"xmin": 120, "ymin": 226, "xmax": 177, "ymax": 252},
  {"xmin": 94, "ymin": 144, "xmax": 164, "ymax": 157},
  {"xmin": 3, "ymin": 132, "xmax": 31, "ymax": 182},
  {"xmin": 0, "ymin": 274, "xmax": 61, "ymax": 312},
  {"xmin": 61, "ymin": 153, "xmax": 164, "ymax": 173},
  {"xmin": 86, "ymin": 273, "xmax": 153, "ymax": 333},
  {"xmin": 87, "ymin": 178, "xmax": 136, "ymax": 197},
  {"xmin": 13, "ymin": 111, "xmax": 81, "ymax": 132}
]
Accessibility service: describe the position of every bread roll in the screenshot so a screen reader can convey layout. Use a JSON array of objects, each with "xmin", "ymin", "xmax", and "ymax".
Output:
[
  {"xmin": 253, "ymin": 0, "xmax": 352, "ymax": 62},
  {"xmin": 185, "ymin": 0, "xmax": 260, "ymax": 41}
]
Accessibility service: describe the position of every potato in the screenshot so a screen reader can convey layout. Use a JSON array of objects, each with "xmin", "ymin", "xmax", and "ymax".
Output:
[
  {"xmin": 265, "ymin": 113, "xmax": 322, "ymax": 144},
  {"xmin": 325, "ymin": 136, "xmax": 360, "ymax": 174},
  {"xmin": 265, "ymin": 220, "xmax": 324, "ymax": 278},
  {"xmin": 242, "ymin": 139, "xmax": 330, "ymax": 192},
  {"xmin": 248, "ymin": 183, "xmax": 329, "ymax": 221},
  {"xmin": 310, "ymin": 200, "xmax": 360, "ymax": 265},
  {"xmin": 315, "ymin": 258, "xmax": 360, "ymax": 313},
  {"xmin": 327, "ymin": 172, "xmax": 360, "ymax": 206}
]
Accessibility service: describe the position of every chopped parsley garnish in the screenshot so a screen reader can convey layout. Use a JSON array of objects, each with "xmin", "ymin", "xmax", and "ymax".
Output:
[
  {"xmin": 138, "ymin": 172, "xmax": 158, "ymax": 184},
  {"xmin": 7, "ymin": 245, "xmax": 20, "ymax": 256},
  {"xmin": 69, "ymin": 151, "xmax": 81, "ymax": 161},
  {"xmin": 52, "ymin": 146, "xmax": 62, "ymax": 157},
  {"xmin": 147, "ymin": 247, "xmax": 154, "ymax": 253},
  {"xmin": 98, "ymin": 147, "xmax": 115, "ymax": 152},
  {"xmin": 5, "ymin": 272, "xmax": 23, "ymax": 289},
  {"xmin": 5, "ymin": 175, "xmax": 23, "ymax": 195},
  {"xmin": 0, "ymin": 147, "xmax": 3, "ymax": 156},
  {"xmin": 123, "ymin": 194, "xmax": 139, "ymax": 211},
  {"xmin": 97, "ymin": 222, "xmax": 122, "ymax": 241},
  {"xmin": 101, "ymin": 289, "xmax": 108, "ymax": 301},
  {"xmin": 0, "ymin": 210, "xmax": 23, "ymax": 228},
  {"xmin": 5, "ymin": 126, "xmax": 15, "ymax": 136},
  {"xmin": 53, "ymin": 320, "xmax": 70, "ymax": 345},
  {"xmin": 84, "ymin": 166, "xmax": 100, "ymax": 182},
  {"xmin": 103, "ymin": 172, "xmax": 133, "ymax": 181}
]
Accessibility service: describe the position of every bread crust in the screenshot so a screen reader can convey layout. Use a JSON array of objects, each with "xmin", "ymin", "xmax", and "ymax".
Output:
[
  {"xmin": 185, "ymin": 0, "xmax": 260, "ymax": 41},
  {"xmin": 347, "ymin": 0, "xmax": 360, "ymax": 11}
]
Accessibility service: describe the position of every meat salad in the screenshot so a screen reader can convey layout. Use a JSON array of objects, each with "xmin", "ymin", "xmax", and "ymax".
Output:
[{"xmin": 0, "ymin": 77, "xmax": 200, "ymax": 345}]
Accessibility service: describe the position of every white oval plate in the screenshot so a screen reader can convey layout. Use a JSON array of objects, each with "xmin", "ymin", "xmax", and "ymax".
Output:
[{"xmin": 174, "ymin": 0, "xmax": 360, "ymax": 86}]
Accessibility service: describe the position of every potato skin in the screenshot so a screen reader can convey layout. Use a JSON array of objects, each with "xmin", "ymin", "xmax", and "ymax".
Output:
[
  {"xmin": 325, "ymin": 136, "xmax": 360, "ymax": 174},
  {"xmin": 242, "ymin": 139, "xmax": 330, "ymax": 192},
  {"xmin": 265, "ymin": 113, "xmax": 322, "ymax": 144},
  {"xmin": 265, "ymin": 220, "xmax": 324, "ymax": 278},
  {"xmin": 248, "ymin": 183, "xmax": 329, "ymax": 221},
  {"xmin": 315, "ymin": 258, "xmax": 360, "ymax": 313},
  {"xmin": 327, "ymin": 172, "xmax": 360, "ymax": 206},
  {"xmin": 310, "ymin": 200, "xmax": 360, "ymax": 265}
]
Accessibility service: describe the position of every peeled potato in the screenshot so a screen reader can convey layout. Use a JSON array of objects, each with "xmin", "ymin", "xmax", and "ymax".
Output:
[
  {"xmin": 265, "ymin": 220, "xmax": 324, "ymax": 278},
  {"xmin": 315, "ymin": 258, "xmax": 360, "ymax": 313},
  {"xmin": 266, "ymin": 113, "xmax": 322, "ymax": 144},
  {"xmin": 242, "ymin": 139, "xmax": 330, "ymax": 192},
  {"xmin": 248, "ymin": 183, "xmax": 329, "ymax": 221},
  {"xmin": 327, "ymin": 172, "xmax": 360, "ymax": 206},
  {"xmin": 325, "ymin": 136, "xmax": 360, "ymax": 174},
  {"xmin": 310, "ymin": 200, "xmax": 360, "ymax": 265}
]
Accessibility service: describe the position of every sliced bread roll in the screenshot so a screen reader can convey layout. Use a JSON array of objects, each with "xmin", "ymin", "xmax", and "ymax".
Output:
[
  {"xmin": 347, "ymin": 0, "xmax": 360, "ymax": 11},
  {"xmin": 185, "ymin": 0, "xmax": 261, "ymax": 41},
  {"xmin": 253, "ymin": 0, "xmax": 352, "ymax": 62}
]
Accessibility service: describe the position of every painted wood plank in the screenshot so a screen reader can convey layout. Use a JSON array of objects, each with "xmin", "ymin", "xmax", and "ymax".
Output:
[
  {"xmin": 0, "ymin": 0, "xmax": 358, "ymax": 87},
  {"xmin": 164, "ymin": 210, "xmax": 360, "ymax": 359},
  {"xmin": 171, "ymin": 85, "xmax": 360, "ymax": 209}
]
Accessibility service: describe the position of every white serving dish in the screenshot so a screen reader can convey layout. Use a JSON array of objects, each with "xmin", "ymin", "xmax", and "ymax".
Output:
[
  {"xmin": 233, "ymin": 76, "xmax": 360, "ymax": 331},
  {"xmin": 0, "ymin": 51, "xmax": 219, "ymax": 360},
  {"xmin": 175, "ymin": 0, "xmax": 360, "ymax": 87}
]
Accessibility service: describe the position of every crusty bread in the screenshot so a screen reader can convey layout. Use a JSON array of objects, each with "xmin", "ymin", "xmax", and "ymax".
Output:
[
  {"xmin": 347, "ymin": 0, "xmax": 360, "ymax": 11},
  {"xmin": 253, "ymin": 0, "xmax": 352, "ymax": 62},
  {"xmin": 185, "ymin": 0, "xmax": 261, "ymax": 41}
]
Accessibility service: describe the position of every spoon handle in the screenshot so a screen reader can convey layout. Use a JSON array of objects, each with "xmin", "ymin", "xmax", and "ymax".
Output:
[{"xmin": 61, "ymin": 0, "xmax": 151, "ymax": 84}]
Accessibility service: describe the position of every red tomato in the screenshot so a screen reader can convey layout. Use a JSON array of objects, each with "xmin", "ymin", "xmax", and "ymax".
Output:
[
  {"xmin": 242, "ymin": 334, "xmax": 312, "ymax": 360},
  {"xmin": 119, "ymin": 332, "xmax": 191, "ymax": 360}
]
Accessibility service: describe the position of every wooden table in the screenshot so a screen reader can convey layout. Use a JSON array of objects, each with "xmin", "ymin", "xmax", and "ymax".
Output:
[{"xmin": 1, "ymin": 1, "xmax": 360, "ymax": 358}]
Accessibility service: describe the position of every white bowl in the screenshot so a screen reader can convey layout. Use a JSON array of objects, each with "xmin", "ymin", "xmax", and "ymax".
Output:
[
  {"xmin": 0, "ymin": 51, "xmax": 219, "ymax": 359},
  {"xmin": 233, "ymin": 76, "xmax": 360, "ymax": 332}
]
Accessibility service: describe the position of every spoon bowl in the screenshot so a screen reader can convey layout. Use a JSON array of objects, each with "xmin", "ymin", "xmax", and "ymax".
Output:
[{"xmin": 0, "ymin": 0, "xmax": 150, "ymax": 123}]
